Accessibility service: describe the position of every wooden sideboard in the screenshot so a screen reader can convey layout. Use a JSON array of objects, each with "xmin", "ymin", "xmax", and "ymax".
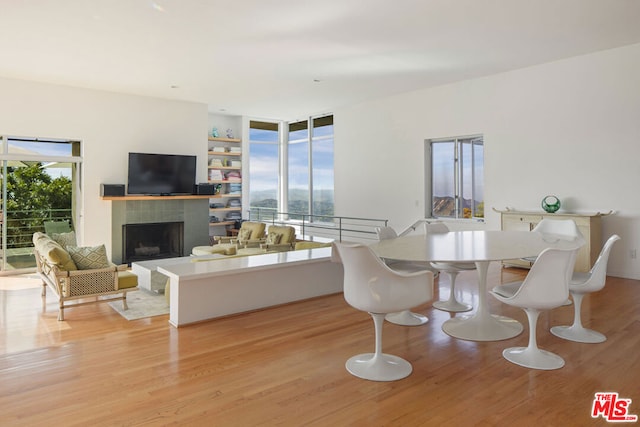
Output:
[{"xmin": 495, "ymin": 208, "xmax": 611, "ymax": 272}]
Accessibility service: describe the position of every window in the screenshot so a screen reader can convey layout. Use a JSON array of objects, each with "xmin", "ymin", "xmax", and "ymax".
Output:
[
  {"xmin": 288, "ymin": 114, "xmax": 334, "ymax": 219},
  {"xmin": 428, "ymin": 135, "xmax": 484, "ymax": 219},
  {"xmin": 248, "ymin": 114, "xmax": 334, "ymax": 220},
  {"xmin": 248, "ymin": 120, "xmax": 280, "ymax": 211},
  {"xmin": 0, "ymin": 136, "xmax": 82, "ymax": 271},
  {"xmin": 288, "ymin": 120, "xmax": 309, "ymax": 216}
]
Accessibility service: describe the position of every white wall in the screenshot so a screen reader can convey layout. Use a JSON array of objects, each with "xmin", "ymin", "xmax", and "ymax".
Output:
[
  {"xmin": 0, "ymin": 77, "xmax": 208, "ymax": 256},
  {"xmin": 2, "ymin": 43, "xmax": 638, "ymax": 278},
  {"xmin": 334, "ymin": 43, "xmax": 640, "ymax": 279}
]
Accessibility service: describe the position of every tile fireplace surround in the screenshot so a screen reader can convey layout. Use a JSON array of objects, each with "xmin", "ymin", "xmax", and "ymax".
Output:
[{"xmin": 110, "ymin": 198, "xmax": 209, "ymax": 264}]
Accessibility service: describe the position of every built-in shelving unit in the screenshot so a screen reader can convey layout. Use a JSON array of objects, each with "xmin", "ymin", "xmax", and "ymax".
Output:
[{"xmin": 208, "ymin": 136, "xmax": 242, "ymax": 227}]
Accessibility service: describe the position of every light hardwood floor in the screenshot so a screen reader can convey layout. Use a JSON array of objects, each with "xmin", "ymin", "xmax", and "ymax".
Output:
[{"xmin": 0, "ymin": 266, "xmax": 638, "ymax": 426}]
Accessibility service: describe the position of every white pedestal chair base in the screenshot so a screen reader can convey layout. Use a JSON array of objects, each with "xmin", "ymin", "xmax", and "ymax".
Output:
[
  {"xmin": 502, "ymin": 346, "xmax": 565, "ymax": 370},
  {"xmin": 550, "ymin": 291, "xmax": 607, "ymax": 343},
  {"xmin": 431, "ymin": 267, "xmax": 473, "ymax": 313},
  {"xmin": 550, "ymin": 325, "xmax": 606, "ymax": 343},
  {"xmin": 385, "ymin": 310, "xmax": 428, "ymax": 326},
  {"xmin": 433, "ymin": 299, "xmax": 471, "ymax": 313},
  {"xmin": 346, "ymin": 353, "xmax": 413, "ymax": 381}
]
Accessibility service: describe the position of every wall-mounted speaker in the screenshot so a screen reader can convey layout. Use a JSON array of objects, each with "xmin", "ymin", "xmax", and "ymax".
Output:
[
  {"xmin": 194, "ymin": 183, "xmax": 215, "ymax": 195},
  {"xmin": 100, "ymin": 184, "xmax": 125, "ymax": 197}
]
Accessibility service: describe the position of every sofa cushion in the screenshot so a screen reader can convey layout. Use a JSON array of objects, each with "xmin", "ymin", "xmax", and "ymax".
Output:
[
  {"xmin": 237, "ymin": 228, "xmax": 252, "ymax": 242},
  {"xmin": 33, "ymin": 233, "xmax": 78, "ymax": 271},
  {"xmin": 239, "ymin": 221, "xmax": 266, "ymax": 241},
  {"xmin": 266, "ymin": 225, "xmax": 296, "ymax": 244},
  {"xmin": 33, "ymin": 231, "xmax": 49, "ymax": 245},
  {"xmin": 192, "ymin": 245, "xmax": 235, "ymax": 256},
  {"xmin": 294, "ymin": 241, "xmax": 332, "ymax": 250},
  {"xmin": 67, "ymin": 245, "xmax": 111, "ymax": 270},
  {"xmin": 51, "ymin": 231, "xmax": 77, "ymax": 249},
  {"xmin": 265, "ymin": 231, "xmax": 283, "ymax": 245},
  {"xmin": 117, "ymin": 271, "xmax": 138, "ymax": 289}
]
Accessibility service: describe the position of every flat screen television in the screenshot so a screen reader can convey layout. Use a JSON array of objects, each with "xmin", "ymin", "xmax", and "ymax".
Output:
[{"xmin": 127, "ymin": 152, "xmax": 197, "ymax": 195}]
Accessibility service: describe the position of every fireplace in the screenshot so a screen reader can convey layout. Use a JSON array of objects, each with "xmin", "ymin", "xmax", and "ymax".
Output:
[{"xmin": 122, "ymin": 222, "xmax": 184, "ymax": 264}]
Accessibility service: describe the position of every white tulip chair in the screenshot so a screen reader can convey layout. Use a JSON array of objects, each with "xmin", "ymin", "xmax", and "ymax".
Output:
[
  {"xmin": 425, "ymin": 222, "xmax": 476, "ymax": 313},
  {"xmin": 550, "ymin": 234, "xmax": 621, "ymax": 343},
  {"xmin": 490, "ymin": 247, "xmax": 578, "ymax": 370},
  {"xmin": 375, "ymin": 226, "xmax": 435, "ymax": 325},
  {"xmin": 333, "ymin": 242, "xmax": 434, "ymax": 381}
]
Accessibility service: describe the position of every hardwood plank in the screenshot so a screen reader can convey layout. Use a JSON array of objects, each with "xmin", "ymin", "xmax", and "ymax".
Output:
[{"xmin": 0, "ymin": 267, "xmax": 638, "ymax": 426}]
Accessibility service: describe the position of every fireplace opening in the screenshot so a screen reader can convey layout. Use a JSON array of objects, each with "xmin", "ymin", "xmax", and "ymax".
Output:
[{"xmin": 123, "ymin": 222, "xmax": 184, "ymax": 264}]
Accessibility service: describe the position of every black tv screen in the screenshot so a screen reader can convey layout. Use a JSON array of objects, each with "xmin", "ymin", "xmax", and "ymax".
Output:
[{"xmin": 127, "ymin": 152, "xmax": 196, "ymax": 195}]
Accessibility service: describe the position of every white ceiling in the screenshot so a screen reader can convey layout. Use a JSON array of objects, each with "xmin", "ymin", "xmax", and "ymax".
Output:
[{"xmin": 1, "ymin": 0, "xmax": 640, "ymax": 120}]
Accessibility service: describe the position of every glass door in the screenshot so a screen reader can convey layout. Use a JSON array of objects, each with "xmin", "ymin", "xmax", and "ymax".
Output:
[{"xmin": 0, "ymin": 136, "xmax": 81, "ymax": 273}]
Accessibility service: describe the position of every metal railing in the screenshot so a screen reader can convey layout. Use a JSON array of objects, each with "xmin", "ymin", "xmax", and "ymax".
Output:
[
  {"xmin": 1, "ymin": 208, "xmax": 72, "ymax": 271},
  {"xmin": 247, "ymin": 208, "xmax": 388, "ymax": 242},
  {"xmin": 2, "ymin": 209, "xmax": 73, "ymax": 248}
]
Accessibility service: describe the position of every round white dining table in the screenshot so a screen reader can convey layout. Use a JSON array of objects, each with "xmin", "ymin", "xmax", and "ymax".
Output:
[{"xmin": 369, "ymin": 230, "xmax": 582, "ymax": 341}]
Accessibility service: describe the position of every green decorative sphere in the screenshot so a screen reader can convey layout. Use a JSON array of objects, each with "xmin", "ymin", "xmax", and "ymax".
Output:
[{"xmin": 542, "ymin": 195, "xmax": 561, "ymax": 213}]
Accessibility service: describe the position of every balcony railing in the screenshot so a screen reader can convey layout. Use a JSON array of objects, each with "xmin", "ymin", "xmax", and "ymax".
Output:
[
  {"xmin": 0, "ymin": 208, "xmax": 72, "ymax": 271},
  {"xmin": 247, "ymin": 208, "xmax": 388, "ymax": 243}
]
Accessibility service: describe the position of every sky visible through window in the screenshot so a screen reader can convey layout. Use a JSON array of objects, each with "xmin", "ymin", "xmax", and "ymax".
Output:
[
  {"xmin": 249, "ymin": 127, "xmax": 279, "ymax": 195},
  {"xmin": 248, "ymin": 125, "xmax": 334, "ymax": 193},
  {"xmin": 7, "ymin": 140, "xmax": 75, "ymax": 179}
]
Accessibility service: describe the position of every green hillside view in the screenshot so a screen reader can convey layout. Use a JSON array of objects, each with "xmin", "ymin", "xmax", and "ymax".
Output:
[{"xmin": 251, "ymin": 189, "xmax": 334, "ymax": 217}]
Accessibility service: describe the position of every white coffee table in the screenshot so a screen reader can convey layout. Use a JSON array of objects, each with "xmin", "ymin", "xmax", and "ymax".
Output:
[{"xmin": 132, "ymin": 255, "xmax": 224, "ymax": 292}]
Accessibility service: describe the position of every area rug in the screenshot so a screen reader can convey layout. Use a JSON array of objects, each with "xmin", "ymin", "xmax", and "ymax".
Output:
[{"xmin": 108, "ymin": 288, "xmax": 169, "ymax": 320}]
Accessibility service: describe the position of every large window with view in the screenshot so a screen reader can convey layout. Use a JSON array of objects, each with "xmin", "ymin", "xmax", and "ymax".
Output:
[
  {"xmin": 428, "ymin": 136, "xmax": 484, "ymax": 219},
  {"xmin": 248, "ymin": 115, "xmax": 334, "ymax": 222},
  {"xmin": 0, "ymin": 136, "xmax": 82, "ymax": 272},
  {"xmin": 248, "ymin": 121, "xmax": 280, "ymax": 217},
  {"xmin": 288, "ymin": 115, "xmax": 334, "ymax": 220}
]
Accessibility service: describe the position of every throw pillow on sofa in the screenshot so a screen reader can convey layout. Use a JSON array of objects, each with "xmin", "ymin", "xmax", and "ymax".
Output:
[
  {"xmin": 40, "ymin": 240, "xmax": 78, "ymax": 271},
  {"xmin": 67, "ymin": 244, "xmax": 111, "ymax": 270},
  {"xmin": 33, "ymin": 232, "xmax": 77, "ymax": 271},
  {"xmin": 237, "ymin": 228, "xmax": 252, "ymax": 242},
  {"xmin": 51, "ymin": 231, "xmax": 77, "ymax": 249},
  {"xmin": 266, "ymin": 232, "xmax": 283, "ymax": 245}
]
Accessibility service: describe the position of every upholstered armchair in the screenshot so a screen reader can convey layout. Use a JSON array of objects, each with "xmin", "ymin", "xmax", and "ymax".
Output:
[
  {"xmin": 33, "ymin": 232, "xmax": 138, "ymax": 320},
  {"xmin": 259, "ymin": 225, "xmax": 297, "ymax": 252},
  {"xmin": 192, "ymin": 221, "xmax": 267, "ymax": 256},
  {"xmin": 215, "ymin": 221, "xmax": 266, "ymax": 246}
]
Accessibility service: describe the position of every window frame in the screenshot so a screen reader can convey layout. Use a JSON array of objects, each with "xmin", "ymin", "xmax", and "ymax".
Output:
[
  {"xmin": 287, "ymin": 113, "xmax": 334, "ymax": 220},
  {"xmin": 247, "ymin": 120, "xmax": 283, "ymax": 215},
  {"xmin": 248, "ymin": 114, "xmax": 334, "ymax": 221},
  {"xmin": 426, "ymin": 135, "xmax": 484, "ymax": 221}
]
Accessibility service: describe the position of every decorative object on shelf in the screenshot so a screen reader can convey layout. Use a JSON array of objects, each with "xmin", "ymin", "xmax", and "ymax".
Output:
[
  {"xmin": 225, "ymin": 171, "xmax": 241, "ymax": 181},
  {"xmin": 227, "ymin": 198, "xmax": 241, "ymax": 208},
  {"xmin": 208, "ymin": 169, "xmax": 223, "ymax": 181},
  {"xmin": 211, "ymin": 127, "xmax": 219, "ymax": 138},
  {"xmin": 541, "ymin": 195, "xmax": 561, "ymax": 213},
  {"xmin": 225, "ymin": 211, "xmax": 242, "ymax": 221},
  {"xmin": 226, "ymin": 128, "xmax": 234, "ymax": 138}
]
